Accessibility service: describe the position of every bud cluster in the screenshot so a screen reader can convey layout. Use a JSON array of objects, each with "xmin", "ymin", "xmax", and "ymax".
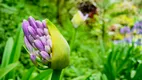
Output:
[{"xmin": 22, "ymin": 16, "xmax": 52, "ymax": 68}]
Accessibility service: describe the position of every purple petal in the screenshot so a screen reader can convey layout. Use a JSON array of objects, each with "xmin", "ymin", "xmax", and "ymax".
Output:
[
  {"xmin": 34, "ymin": 39, "xmax": 44, "ymax": 51},
  {"xmin": 30, "ymin": 54, "xmax": 36, "ymax": 62},
  {"xmin": 28, "ymin": 26, "xmax": 37, "ymax": 38},
  {"xmin": 24, "ymin": 36, "xmax": 33, "ymax": 52},
  {"xmin": 28, "ymin": 35, "xmax": 34, "ymax": 43},
  {"xmin": 40, "ymin": 36, "xmax": 47, "ymax": 45},
  {"xmin": 40, "ymin": 51, "xmax": 50, "ymax": 60},
  {"xmin": 45, "ymin": 45, "xmax": 51, "ymax": 53},
  {"xmin": 36, "ymin": 35, "xmax": 40, "ymax": 39},
  {"xmin": 45, "ymin": 35, "xmax": 51, "ymax": 40},
  {"xmin": 22, "ymin": 20, "xmax": 30, "ymax": 36},
  {"xmin": 44, "ymin": 28, "xmax": 49, "ymax": 35},
  {"xmin": 36, "ymin": 20, "xmax": 44, "ymax": 29},
  {"xmin": 42, "ymin": 20, "xmax": 47, "ymax": 28},
  {"xmin": 28, "ymin": 16, "xmax": 37, "ymax": 29},
  {"xmin": 37, "ymin": 28, "xmax": 44, "ymax": 36},
  {"xmin": 46, "ymin": 39, "xmax": 52, "ymax": 47}
]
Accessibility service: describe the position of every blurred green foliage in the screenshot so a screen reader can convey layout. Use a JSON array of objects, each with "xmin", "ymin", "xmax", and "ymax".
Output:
[{"xmin": 0, "ymin": 0, "xmax": 142, "ymax": 80}]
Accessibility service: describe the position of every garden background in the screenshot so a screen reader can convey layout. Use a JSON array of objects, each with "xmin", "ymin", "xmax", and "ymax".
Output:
[{"xmin": 0, "ymin": 0, "xmax": 142, "ymax": 80}]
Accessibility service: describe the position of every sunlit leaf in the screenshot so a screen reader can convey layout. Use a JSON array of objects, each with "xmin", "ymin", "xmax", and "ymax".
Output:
[
  {"xmin": 6, "ymin": 26, "xmax": 23, "ymax": 79},
  {"xmin": 1, "ymin": 37, "xmax": 14, "ymax": 68},
  {"xmin": 21, "ymin": 67, "xmax": 35, "ymax": 80},
  {"xmin": 32, "ymin": 69, "xmax": 52, "ymax": 80},
  {"xmin": 0, "ymin": 62, "xmax": 19, "ymax": 79},
  {"xmin": 132, "ymin": 64, "xmax": 142, "ymax": 80}
]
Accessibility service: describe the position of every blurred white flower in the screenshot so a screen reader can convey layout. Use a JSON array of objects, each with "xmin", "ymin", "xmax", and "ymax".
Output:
[{"xmin": 71, "ymin": 10, "xmax": 88, "ymax": 28}]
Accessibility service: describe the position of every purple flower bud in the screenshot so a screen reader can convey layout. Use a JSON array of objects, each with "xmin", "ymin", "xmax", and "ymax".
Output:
[
  {"xmin": 46, "ymin": 35, "xmax": 51, "ymax": 40},
  {"xmin": 45, "ymin": 45, "xmax": 51, "ymax": 53},
  {"xmin": 28, "ymin": 35, "xmax": 34, "ymax": 43},
  {"xmin": 28, "ymin": 26, "xmax": 37, "ymax": 38},
  {"xmin": 24, "ymin": 36, "xmax": 33, "ymax": 52},
  {"xmin": 120, "ymin": 26, "xmax": 131, "ymax": 34},
  {"xmin": 30, "ymin": 54, "xmax": 36, "ymax": 63},
  {"xmin": 22, "ymin": 20, "xmax": 30, "ymax": 37},
  {"xmin": 36, "ymin": 20, "xmax": 44, "ymax": 29},
  {"xmin": 36, "ymin": 35, "xmax": 40, "ymax": 39},
  {"xmin": 47, "ymin": 39, "xmax": 52, "ymax": 47},
  {"xmin": 22, "ymin": 16, "xmax": 54, "ymax": 69},
  {"xmin": 40, "ymin": 51, "xmax": 50, "ymax": 60},
  {"xmin": 37, "ymin": 28, "xmax": 44, "ymax": 36},
  {"xmin": 28, "ymin": 16, "xmax": 37, "ymax": 29},
  {"xmin": 44, "ymin": 28, "xmax": 49, "ymax": 35},
  {"xmin": 40, "ymin": 36, "xmax": 47, "ymax": 45},
  {"xmin": 42, "ymin": 20, "xmax": 47, "ymax": 28},
  {"xmin": 34, "ymin": 39, "xmax": 45, "ymax": 51}
]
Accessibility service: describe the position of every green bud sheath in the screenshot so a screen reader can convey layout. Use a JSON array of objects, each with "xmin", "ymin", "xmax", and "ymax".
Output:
[{"xmin": 46, "ymin": 19, "xmax": 70, "ymax": 69}]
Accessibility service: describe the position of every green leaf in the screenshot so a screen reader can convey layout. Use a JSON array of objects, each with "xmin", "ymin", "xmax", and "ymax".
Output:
[
  {"xmin": 1, "ymin": 37, "xmax": 14, "ymax": 68},
  {"xmin": 132, "ymin": 64, "xmax": 142, "ymax": 80},
  {"xmin": 0, "ymin": 4, "xmax": 17, "ymax": 14},
  {"xmin": 0, "ymin": 62, "xmax": 19, "ymax": 79},
  {"xmin": 101, "ymin": 74, "xmax": 108, "ymax": 80},
  {"xmin": 32, "ymin": 69, "xmax": 52, "ymax": 80},
  {"xmin": 6, "ymin": 26, "xmax": 23, "ymax": 79},
  {"xmin": 21, "ymin": 67, "xmax": 35, "ymax": 80},
  {"xmin": 9, "ymin": 27, "xmax": 23, "ymax": 63}
]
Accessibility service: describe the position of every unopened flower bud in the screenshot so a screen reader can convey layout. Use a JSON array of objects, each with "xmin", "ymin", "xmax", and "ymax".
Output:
[
  {"xmin": 22, "ymin": 16, "xmax": 70, "ymax": 70},
  {"xmin": 30, "ymin": 54, "xmax": 36, "ymax": 64}
]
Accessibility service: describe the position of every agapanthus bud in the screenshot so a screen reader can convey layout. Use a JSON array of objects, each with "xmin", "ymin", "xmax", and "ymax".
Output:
[
  {"xmin": 30, "ymin": 54, "xmax": 36, "ymax": 64},
  {"xmin": 22, "ymin": 16, "xmax": 70, "ymax": 69}
]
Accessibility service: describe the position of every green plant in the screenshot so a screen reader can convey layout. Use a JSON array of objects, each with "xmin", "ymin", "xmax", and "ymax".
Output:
[{"xmin": 103, "ymin": 43, "xmax": 142, "ymax": 80}]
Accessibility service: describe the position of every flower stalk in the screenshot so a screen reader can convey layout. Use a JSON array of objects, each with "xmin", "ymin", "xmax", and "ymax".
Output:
[{"xmin": 51, "ymin": 69, "xmax": 62, "ymax": 80}]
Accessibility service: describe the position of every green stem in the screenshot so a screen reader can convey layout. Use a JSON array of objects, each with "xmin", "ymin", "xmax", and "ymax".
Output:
[
  {"xmin": 51, "ymin": 69, "xmax": 62, "ymax": 80},
  {"xmin": 70, "ymin": 28, "xmax": 77, "ymax": 51}
]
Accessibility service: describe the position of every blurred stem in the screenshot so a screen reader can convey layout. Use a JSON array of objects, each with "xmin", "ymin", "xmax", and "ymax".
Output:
[
  {"xmin": 102, "ymin": 9, "xmax": 106, "ymax": 40},
  {"xmin": 56, "ymin": 0, "xmax": 64, "ymax": 25},
  {"xmin": 70, "ymin": 28, "xmax": 77, "ymax": 51},
  {"xmin": 51, "ymin": 69, "xmax": 62, "ymax": 80},
  {"xmin": 102, "ymin": 1, "xmax": 106, "ymax": 40}
]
